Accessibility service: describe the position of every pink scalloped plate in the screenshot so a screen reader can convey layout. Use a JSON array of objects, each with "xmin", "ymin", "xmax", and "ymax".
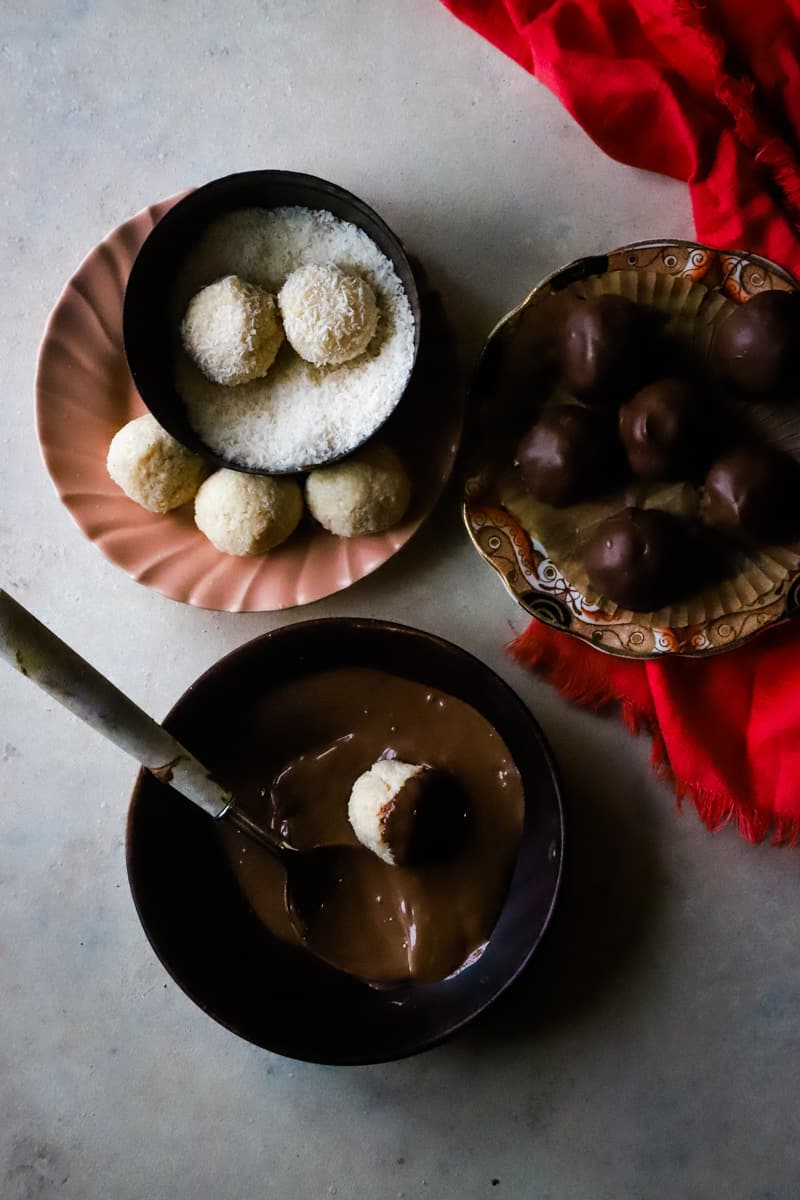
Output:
[{"xmin": 36, "ymin": 196, "xmax": 462, "ymax": 611}]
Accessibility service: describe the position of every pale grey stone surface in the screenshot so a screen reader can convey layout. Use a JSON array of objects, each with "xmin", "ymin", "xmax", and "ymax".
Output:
[{"xmin": 3, "ymin": 2, "xmax": 798, "ymax": 1198}]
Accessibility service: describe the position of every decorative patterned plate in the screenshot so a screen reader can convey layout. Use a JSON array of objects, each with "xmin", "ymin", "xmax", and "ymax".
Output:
[
  {"xmin": 463, "ymin": 239, "xmax": 800, "ymax": 658},
  {"xmin": 36, "ymin": 197, "xmax": 461, "ymax": 612}
]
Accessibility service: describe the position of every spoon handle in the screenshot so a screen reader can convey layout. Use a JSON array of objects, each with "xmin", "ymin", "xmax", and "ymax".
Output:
[{"xmin": 0, "ymin": 588, "xmax": 233, "ymax": 820}]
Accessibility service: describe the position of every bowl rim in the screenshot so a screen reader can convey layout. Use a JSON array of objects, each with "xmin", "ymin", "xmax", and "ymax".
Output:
[
  {"xmin": 122, "ymin": 169, "xmax": 422, "ymax": 475},
  {"xmin": 125, "ymin": 616, "xmax": 565, "ymax": 1064}
]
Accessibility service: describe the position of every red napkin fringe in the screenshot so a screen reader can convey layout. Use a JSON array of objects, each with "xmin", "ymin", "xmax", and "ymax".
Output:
[{"xmin": 509, "ymin": 623, "xmax": 800, "ymax": 846}]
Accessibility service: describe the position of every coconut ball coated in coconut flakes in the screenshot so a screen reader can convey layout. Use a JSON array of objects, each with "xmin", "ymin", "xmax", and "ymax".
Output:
[
  {"xmin": 106, "ymin": 413, "xmax": 209, "ymax": 513},
  {"xmin": 194, "ymin": 469, "xmax": 303, "ymax": 556},
  {"xmin": 181, "ymin": 274, "xmax": 284, "ymax": 386},
  {"xmin": 305, "ymin": 445, "xmax": 410, "ymax": 537},
  {"xmin": 278, "ymin": 264, "xmax": 379, "ymax": 367}
]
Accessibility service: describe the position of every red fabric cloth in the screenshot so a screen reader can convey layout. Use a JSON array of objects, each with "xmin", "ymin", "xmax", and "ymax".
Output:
[{"xmin": 442, "ymin": 0, "xmax": 800, "ymax": 841}]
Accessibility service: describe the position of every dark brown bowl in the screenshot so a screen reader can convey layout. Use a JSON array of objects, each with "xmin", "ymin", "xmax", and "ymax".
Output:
[
  {"xmin": 122, "ymin": 170, "xmax": 422, "ymax": 474},
  {"xmin": 126, "ymin": 618, "xmax": 564, "ymax": 1065}
]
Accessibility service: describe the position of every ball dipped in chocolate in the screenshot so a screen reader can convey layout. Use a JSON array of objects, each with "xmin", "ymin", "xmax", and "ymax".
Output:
[
  {"xmin": 619, "ymin": 377, "xmax": 705, "ymax": 481},
  {"xmin": 560, "ymin": 295, "xmax": 647, "ymax": 402},
  {"xmin": 712, "ymin": 289, "xmax": 800, "ymax": 395},
  {"xmin": 584, "ymin": 507, "xmax": 686, "ymax": 612},
  {"xmin": 348, "ymin": 760, "xmax": 467, "ymax": 866},
  {"xmin": 514, "ymin": 402, "xmax": 623, "ymax": 507},
  {"xmin": 702, "ymin": 447, "xmax": 800, "ymax": 545}
]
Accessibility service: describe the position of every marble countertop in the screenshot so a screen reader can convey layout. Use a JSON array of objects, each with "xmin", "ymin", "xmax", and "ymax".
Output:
[{"xmin": 3, "ymin": 2, "xmax": 798, "ymax": 1197}]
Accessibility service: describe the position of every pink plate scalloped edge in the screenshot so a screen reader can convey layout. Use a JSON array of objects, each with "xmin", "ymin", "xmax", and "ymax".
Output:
[{"xmin": 36, "ymin": 195, "xmax": 462, "ymax": 612}]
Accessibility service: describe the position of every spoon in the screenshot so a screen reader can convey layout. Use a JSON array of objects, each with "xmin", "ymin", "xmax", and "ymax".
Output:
[{"xmin": 0, "ymin": 588, "xmax": 363, "ymax": 959}]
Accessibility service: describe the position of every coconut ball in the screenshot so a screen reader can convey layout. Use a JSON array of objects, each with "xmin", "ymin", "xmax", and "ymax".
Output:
[
  {"xmin": 181, "ymin": 274, "xmax": 284, "ymax": 386},
  {"xmin": 348, "ymin": 759, "xmax": 467, "ymax": 867},
  {"xmin": 194, "ymin": 469, "xmax": 303, "ymax": 556},
  {"xmin": 305, "ymin": 445, "xmax": 410, "ymax": 537},
  {"xmin": 278, "ymin": 264, "xmax": 379, "ymax": 367},
  {"xmin": 106, "ymin": 413, "xmax": 209, "ymax": 514}
]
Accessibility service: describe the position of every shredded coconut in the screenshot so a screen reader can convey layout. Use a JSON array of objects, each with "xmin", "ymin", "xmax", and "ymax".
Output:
[{"xmin": 172, "ymin": 207, "xmax": 415, "ymax": 472}]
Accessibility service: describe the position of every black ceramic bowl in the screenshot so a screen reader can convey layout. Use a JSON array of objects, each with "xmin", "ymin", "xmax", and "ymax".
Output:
[
  {"xmin": 126, "ymin": 619, "xmax": 563, "ymax": 1065},
  {"xmin": 122, "ymin": 170, "xmax": 422, "ymax": 474}
]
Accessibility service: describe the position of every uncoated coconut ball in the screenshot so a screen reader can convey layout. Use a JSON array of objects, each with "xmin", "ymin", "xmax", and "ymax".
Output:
[
  {"xmin": 181, "ymin": 274, "xmax": 284, "ymax": 386},
  {"xmin": 106, "ymin": 413, "xmax": 209, "ymax": 513},
  {"xmin": 194, "ymin": 469, "xmax": 303, "ymax": 556},
  {"xmin": 305, "ymin": 445, "xmax": 410, "ymax": 537},
  {"xmin": 278, "ymin": 264, "xmax": 379, "ymax": 367}
]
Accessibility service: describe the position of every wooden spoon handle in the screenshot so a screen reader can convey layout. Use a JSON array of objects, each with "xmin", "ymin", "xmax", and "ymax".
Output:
[{"xmin": 0, "ymin": 588, "xmax": 233, "ymax": 820}]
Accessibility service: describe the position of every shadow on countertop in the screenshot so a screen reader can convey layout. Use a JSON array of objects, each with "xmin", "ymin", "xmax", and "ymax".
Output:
[{"xmin": 463, "ymin": 742, "xmax": 665, "ymax": 1047}]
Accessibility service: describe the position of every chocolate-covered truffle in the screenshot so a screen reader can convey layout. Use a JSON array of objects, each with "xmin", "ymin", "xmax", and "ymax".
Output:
[
  {"xmin": 712, "ymin": 289, "xmax": 800, "ymax": 395},
  {"xmin": 584, "ymin": 507, "xmax": 686, "ymax": 611},
  {"xmin": 560, "ymin": 295, "xmax": 647, "ymax": 401},
  {"xmin": 514, "ymin": 403, "xmax": 623, "ymax": 507},
  {"xmin": 702, "ymin": 447, "xmax": 800, "ymax": 544},
  {"xmin": 619, "ymin": 377, "xmax": 705, "ymax": 481}
]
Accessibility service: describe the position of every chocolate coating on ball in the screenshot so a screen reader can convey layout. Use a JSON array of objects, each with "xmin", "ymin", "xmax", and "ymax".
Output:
[
  {"xmin": 713, "ymin": 289, "xmax": 800, "ymax": 395},
  {"xmin": 382, "ymin": 769, "xmax": 468, "ymax": 866},
  {"xmin": 584, "ymin": 507, "xmax": 686, "ymax": 612},
  {"xmin": 514, "ymin": 403, "xmax": 623, "ymax": 507},
  {"xmin": 703, "ymin": 447, "xmax": 800, "ymax": 545},
  {"xmin": 619, "ymin": 377, "xmax": 705, "ymax": 481},
  {"xmin": 561, "ymin": 295, "xmax": 647, "ymax": 401}
]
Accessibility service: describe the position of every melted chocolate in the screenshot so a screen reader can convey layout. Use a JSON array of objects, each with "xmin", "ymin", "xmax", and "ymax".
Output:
[
  {"xmin": 515, "ymin": 403, "xmax": 624, "ymax": 507},
  {"xmin": 584, "ymin": 506, "xmax": 686, "ymax": 612},
  {"xmin": 713, "ymin": 289, "xmax": 800, "ymax": 395},
  {"xmin": 216, "ymin": 668, "xmax": 524, "ymax": 984}
]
